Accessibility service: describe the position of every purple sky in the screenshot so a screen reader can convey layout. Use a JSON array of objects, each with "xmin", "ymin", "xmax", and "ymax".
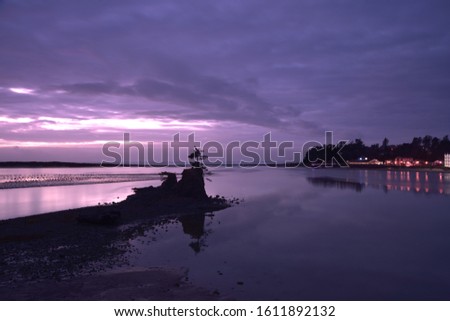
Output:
[{"xmin": 1, "ymin": 0, "xmax": 449, "ymax": 162}]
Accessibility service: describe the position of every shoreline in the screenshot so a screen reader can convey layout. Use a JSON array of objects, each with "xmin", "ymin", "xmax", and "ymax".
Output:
[
  {"xmin": 0, "ymin": 174, "xmax": 163, "ymax": 190},
  {"xmin": 0, "ymin": 267, "xmax": 220, "ymax": 301},
  {"xmin": 1, "ymin": 165, "xmax": 447, "ymax": 222},
  {"xmin": 306, "ymin": 164, "xmax": 450, "ymax": 172},
  {"xmin": 0, "ymin": 169, "xmax": 230, "ymax": 300}
]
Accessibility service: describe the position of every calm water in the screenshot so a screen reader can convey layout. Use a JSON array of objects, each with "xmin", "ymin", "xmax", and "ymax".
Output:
[
  {"xmin": 0, "ymin": 167, "xmax": 182, "ymax": 220},
  {"xmin": 128, "ymin": 168, "xmax": 450, "ymax": 300},
  {"xmin": 2, "ymin": 167, "xmax": 450, "ymax": 299}
]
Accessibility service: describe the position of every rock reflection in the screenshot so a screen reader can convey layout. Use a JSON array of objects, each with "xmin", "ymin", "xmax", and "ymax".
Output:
[
  {"xmin": 178, "ymin": 213, "xmax": 210, "ymax": 254},
  {"xmin": 125, "ymin": 211, "xmax": 213, "ymax": 255}
]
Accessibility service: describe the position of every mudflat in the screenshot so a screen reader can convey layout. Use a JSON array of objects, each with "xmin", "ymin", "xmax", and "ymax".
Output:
[{"xmin": 0, "ymin": 169, "xmax": 229, "ymax": 300}]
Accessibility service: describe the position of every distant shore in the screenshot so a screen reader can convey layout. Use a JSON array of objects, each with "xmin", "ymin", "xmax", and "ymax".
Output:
[
  {"xmin": 0, "ymin": 161, "xmax": 178, "ymax": 168},
  {"xmin": 340, "ymin": 164, "xmax": 449, "ymax": 171},
  {"xmin": 1, "ymin": 160, "xmax": 449, "ymax": 171},
  {"xmin": 0, "ymin": 161, "xmax": 101, "ymax": 168}
]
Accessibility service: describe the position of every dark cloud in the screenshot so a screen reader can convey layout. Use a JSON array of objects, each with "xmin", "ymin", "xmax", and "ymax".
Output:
[{"xmin": 1, "ymin": 0, "xmax": 450, "ymax": 161}]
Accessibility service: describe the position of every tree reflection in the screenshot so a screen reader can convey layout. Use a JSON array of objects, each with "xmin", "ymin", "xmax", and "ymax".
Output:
[{"xmin": 307, "ymin": 177, "xmax": 364, "ymax": 192}]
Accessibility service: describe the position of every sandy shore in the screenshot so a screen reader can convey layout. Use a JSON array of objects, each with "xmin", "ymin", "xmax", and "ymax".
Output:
[
  {"xmin": 0, "ymin": 267, "xmax": 218, "ymax": 300},
  {"xmin": 0, "ymin": 171, "xmax": 230, "ymax": 300},
  {"xmin": 0, "ymin": 206, "xmax": 224, "ymax": 300}
]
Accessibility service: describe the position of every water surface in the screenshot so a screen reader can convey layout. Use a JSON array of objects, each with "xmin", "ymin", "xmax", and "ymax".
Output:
[
  {"xmin": 128, "ymin": 167, "xmax": 450, "ymax": 300},
  {"xmin": 0, "ymin": 167, "xmax": 181, "ymax": 220},
  {"xmin": 2, "ymin": 166, "xmax": 450, "ymax": 300}
]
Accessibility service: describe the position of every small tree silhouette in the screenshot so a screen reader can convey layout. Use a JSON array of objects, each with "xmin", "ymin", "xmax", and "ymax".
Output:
[{"xmin": 188, "ymin": 146, "xmax": 208, "ymax": 169}]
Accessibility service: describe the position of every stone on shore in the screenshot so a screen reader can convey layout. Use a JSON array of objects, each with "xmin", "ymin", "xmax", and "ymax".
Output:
[{"xmin": 174, "ymin": 168, "xmax": 208, "ymax": 200}]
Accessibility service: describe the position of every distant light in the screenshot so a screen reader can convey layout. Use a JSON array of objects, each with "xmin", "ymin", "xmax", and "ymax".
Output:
[{"xmin": 9, "ymin": 87, "xmax": 34, "ymax": 95}]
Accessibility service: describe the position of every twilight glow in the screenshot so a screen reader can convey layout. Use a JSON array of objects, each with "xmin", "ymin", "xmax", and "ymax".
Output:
[
  {"xmin": 36, "ymin": 117, "xmax": 213, "ymax": 132},
  {"xmin": 9, "ymin": 88, "xmax": 35, "ymax": 95},
  {"xmin": 1, "ymin": 0, "xmax": 449, "ymax": 162}
]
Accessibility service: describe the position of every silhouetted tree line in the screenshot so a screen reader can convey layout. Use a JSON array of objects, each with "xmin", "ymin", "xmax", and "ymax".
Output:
[{"xmin": 304, "ymin": 135, "xmax": 450, "ymax": 164}]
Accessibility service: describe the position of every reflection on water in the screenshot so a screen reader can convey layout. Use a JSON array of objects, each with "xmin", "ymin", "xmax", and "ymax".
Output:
[
  {"xmin": 179, "ymin": 213, "xmax": 210, "ymax": 253},
  {"xmin": 307, "ymin": 177, "xmax": 364, "ymax": 192},
  {"xmin": 127, "ymin": 167, "xmax": 450, "ymax": 300},
  {"xmin": 383, "ymin": 170, "xmax": 450, "ymax": 195},
  {"xmin": 2, "ymin": 167, "xmax": 450, "ymax": 299},
  {"xmin": 308, "ymin": 169, "xmax": 450, "ymax": 196},
  {"xmin": 0, "ymin": 173, "xmax": 160, "ymax": 189},
  {"xmin": 0, "ymin": 180, "xmax": 154, "ymax": 220},
  {"xmin": 3, "ymin": 167, "xmax": 447, "ymax": 221},
  {"xmin": 0, "ymin": 167, "xmax": 183, "ymax": 220}
]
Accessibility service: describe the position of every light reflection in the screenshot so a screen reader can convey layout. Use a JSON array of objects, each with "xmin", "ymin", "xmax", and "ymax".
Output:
[
  {"xmin": 315, "ymin": 170, "xmax": 450, "ymax": 196},
  {"xmin": 307, "ymin": 169, "xmax": 450, "ymax": 196},
  {"xmin": 381, "ymin": 170, "xmax": 448, "ymax": 195},
  {"xmin": 445, "ymin": 173, "xmax": 450, "ymax": 183}
]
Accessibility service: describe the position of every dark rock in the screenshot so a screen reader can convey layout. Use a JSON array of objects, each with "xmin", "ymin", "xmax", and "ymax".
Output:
[
  {"xmin": 174, "ymin": 168, "xmax": 208, "ymax": 200},
  {"xmin": 77, "ymin": 209, "xmax": 121, "ymax": 226},
  {"xmin": 179, "ymin": 213, "xmax": 205, "ymax": 239},
  {"xmin": 79, "ymin": 167, "xmax": 230, "ymax": 227},
  {"xmin": 160, "ymin": 172, "xmax": 177, "ymax": 190}
]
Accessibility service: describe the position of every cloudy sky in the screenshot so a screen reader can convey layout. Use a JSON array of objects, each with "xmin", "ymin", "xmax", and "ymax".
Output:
[{"xmin": 1, "ymin": 0, "xmax": 449, "ymax": 162}]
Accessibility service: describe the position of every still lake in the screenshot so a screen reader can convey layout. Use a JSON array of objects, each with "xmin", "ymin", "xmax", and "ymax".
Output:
[{"xmin": 1, "ymin": 166, "xmax": 450, "ymax": 299}]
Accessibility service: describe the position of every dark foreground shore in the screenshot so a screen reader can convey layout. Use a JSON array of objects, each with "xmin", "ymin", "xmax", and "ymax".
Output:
[
  {"xmin": 0, "ymin": 168, "xmax": 230, "ymax": 300},
  {"xmin": 0, "ymin": 267, "xmax": 218, "ymax": 300}
]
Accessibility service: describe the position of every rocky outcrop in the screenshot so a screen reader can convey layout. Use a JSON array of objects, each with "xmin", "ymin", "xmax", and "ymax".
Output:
[
  {"xmin": 160, "ymin": 172, "xmax": 177, "ymax": 190},
  {"xmin": 174, "ymin": 168, "xmax": 208, "ymax": 200},
  {"xmin": 77, "ymin": 167, "xmax": 226, "ymax": 225},
  {"xmin": 142, "ymin": 168, "xmax": 208, "ymax": 200},
  {"xmin": 77, "ymin": 209, "xmax": 121, "ymax": 225}
]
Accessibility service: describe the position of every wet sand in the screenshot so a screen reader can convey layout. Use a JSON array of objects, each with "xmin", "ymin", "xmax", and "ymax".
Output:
[
  {"xmin": 0, "ymin": 173, "xmax": 230, "ymax": 300},
  {"xmin": 0, "ymin": 267, "xmax": 218, "ymax": 301}
]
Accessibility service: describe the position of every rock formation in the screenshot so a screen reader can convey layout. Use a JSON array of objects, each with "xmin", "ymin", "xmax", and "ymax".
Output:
[
  {"xmin": 174, "ymin": 168, "xmax": 208, "ymax": 200},
  {"xmin": 77, "ymin": 167, "xmax": 227, "ymax": 225}
]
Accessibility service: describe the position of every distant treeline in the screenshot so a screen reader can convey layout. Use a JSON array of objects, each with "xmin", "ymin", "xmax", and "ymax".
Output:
[
  {"xmin": 304, "ymin": 135, "xmax": 450, "ymax": 164},
  {"xmin": 0, "ymin": 161, "xmax": 100, "ymax": 168},
  {"xmin": 0, "ymin": 161, "xmax": 181, "ymax": 168}
]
